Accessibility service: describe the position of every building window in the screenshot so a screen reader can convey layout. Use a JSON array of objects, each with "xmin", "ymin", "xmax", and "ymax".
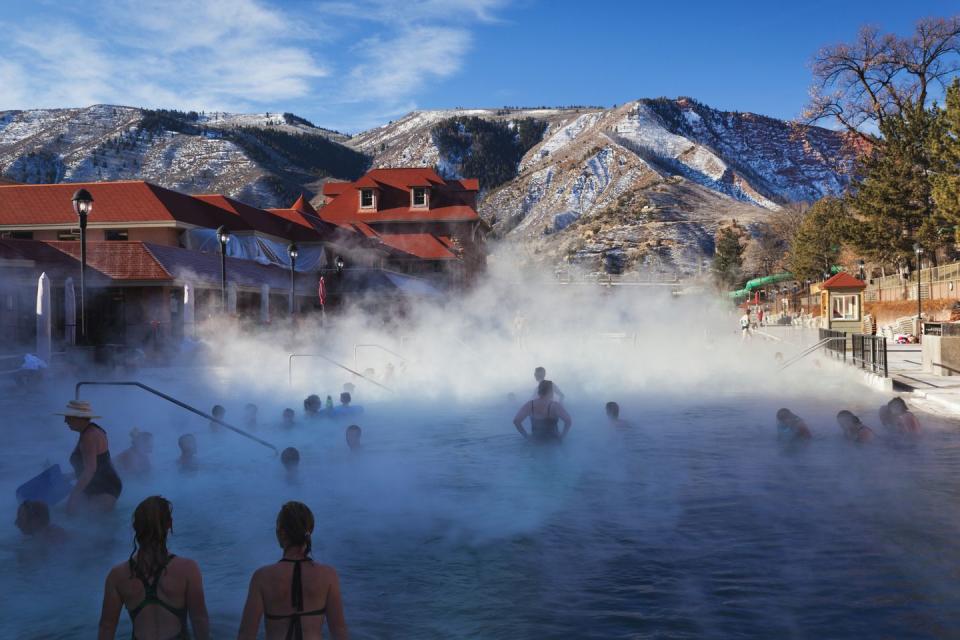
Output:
[
  {"xmin": 412, "ymin": 187, "xmax": 427, "ymax": 208},
  {"xmin": 360, "ymin": 189, "xmax": 375, "ymax": 209},
  {"xmin": 105, "ymin": 229, "xmax": 129, "ymax": 241},
  {"xmin": 1, "ymin": 231, "xmax": 33, "ymax": 240},
  {"xmin": 57, "ymin": 230, "xmax": 80, "ymax": 241},
  {"xmin": 831, "ymin": 294, "xmax": 859, "ymax": 321}
]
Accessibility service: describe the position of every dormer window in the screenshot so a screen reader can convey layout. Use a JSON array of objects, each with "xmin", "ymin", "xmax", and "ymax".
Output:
[
  {"xmin": 360, "ymin": 189, "xmax": 375, "ymax": 210},
  {"xmin": 411, "ymin": 187, "xmax": 428, "ymax": 208}
]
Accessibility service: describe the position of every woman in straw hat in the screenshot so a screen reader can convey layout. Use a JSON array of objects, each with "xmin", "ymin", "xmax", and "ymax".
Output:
[{"xmin": 59, "ymin": 399, "xmax": 122, "ymax": 514}]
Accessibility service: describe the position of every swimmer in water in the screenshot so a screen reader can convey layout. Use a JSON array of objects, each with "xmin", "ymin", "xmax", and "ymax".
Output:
[
  {"xmin": 238, "ymin": 501, "xmax": 348, "ymax": 640},
  {"xmin": 513, "ymin": 380, "xmax": 572, "ymax": 444},
  {"xmin": 836, "ymin": 410, "xmax": 875, "ymax": 443},
  {"xmin": 177, "ymin": 434, "xmax": 198, "ymax": 471},
  {"xmin": 887, "ymin": 397, "xmax": 921, "ymax": 434},
  {"xmin": 281, "ymin": 447, "xmax": 300, "ymax": 471},
  {"xmin": 776, "ymin": 408, "xmax": 812, "ymax": 442},
  {"xmin": 281, "ymin": 408, "xmax": 295, "ymax": 429},
  {"xmin": 98, "ymin": 496, "xmax": 210, "ymax": 640},
  {"xmin": 209, "ymin": 405, "xmax": 226, "ymax": 432},
  {"xmin": 339, "ymin": 392, "xmax": 352, "ymax": 409},
  {"xmin": 59, "ymin": 399, "xmax": 122, "ymax": 514},
  {"xmin": 115, "ymin": 429, "xmax": 154, "ymax": 476},
  {"xmin": 244, "ymin": 403, "xmax": 258, "ymax": 430},
  {"xmin": 15, "ymin": 501, "xmax": 68, "ymax": 543},
  {"xmin": 303, "ymin": 395, "xmax": 322, "ymax": 419},
  {"xmin": 878, "ymin": 404, "xmax": 897, "ymax": 433},
  {"xmin": 533, "ymin": 367, "xmax": 565, "ymax": 402},
  {"xmin": 346, "ymin": 425, "xmax": 362, "ymax": 452},
  {"xmin": 605, "ymin": 402, "xmax": 631, "ymax": 428}
]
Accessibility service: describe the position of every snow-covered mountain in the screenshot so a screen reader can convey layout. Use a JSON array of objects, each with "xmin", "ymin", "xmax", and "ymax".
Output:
[
  {"xmin": 0, "ymin": 99, "xmax": 858, "ymax": 275},
  {"xmin": 349, "ymin": 98, "xmax": 859, "ymax": 275},
  {"xmin": 0, "ymin": 105, "xmax": 362, "ymax": 208}
]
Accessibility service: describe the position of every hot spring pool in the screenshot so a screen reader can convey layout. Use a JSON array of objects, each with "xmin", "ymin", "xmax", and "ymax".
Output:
[{"xmin": 2, "ymin": 371, "xmax": 960, "ymax": 639}]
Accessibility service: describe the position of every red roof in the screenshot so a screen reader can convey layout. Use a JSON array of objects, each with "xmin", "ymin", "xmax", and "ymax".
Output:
[
  {"xmin": 0, "ymin": 181, "xmax": 243, "ymax": 229},
  {"xmin": 46, "ymin": 241, "xmax": 171, "ymax": 281},
  {"xmin": 290, "ymin": 194, "xmax": 317, "ymax": 215},
  {"xmin": 376, "ymin": 234, "xmax": 457, "ymax": 260},
  {"xmin": 318, "ymin": 167, "xmax": 480, "ymax": 226},
  {"xmin": 822, "ymin": 272, "xmax": 866, "ymax": 290}
]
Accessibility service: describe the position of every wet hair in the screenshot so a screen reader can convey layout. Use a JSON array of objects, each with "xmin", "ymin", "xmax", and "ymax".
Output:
[
  {"xmin": 16, "ymin": 500, "xmax": 50, "ymax": 534},
  {"xmin": 282, "ymin": 408, "xmax": 295, "ymax": 420},
  {"xmin": 879, "ymin": 404, "xmax": 895, "ymax": 426},
  {"xmin": 346, "ymin": 424, "xmax": 361, "ymax": 436},
  {"xmin": 836, "ymin": 410, "xmax": 858, "ymax": 425},
  {"xmin": 178, "ymin": 433, "xmax": 196, "ymax": 453},
  {"xmin": 605, "ymin": 402, "xmax": 620, "ymax": 418},
  {"xmin": 534, "ymin": 367, "xmax": 546, "ymax": 378},
  {"xmin": 304, "ymin": 395, "xmax": 321, "ymax": 412},
  {"xmin": 281, "ymin": 447, "xmax": 300, "ymax": 469},
  {"xmin": 776, "ymin": 408, "xmax": 792, "ymax": 421},
  {"xmin": 276, "ymin": 501, "xmax": 314, "ymax": 555},
  {"xmin": 340, "ymin": 392, "xmax": 351, "ymax": 405},
  {"xmin": 211, "ymin": 404, "xmax": 225, "ymax": 417},
  {"xmin": 130, "ymin": 496, "xmax": 173, "ymax": 583},
  {"xmin": 130, "ymin": 428, "xmax": 153, "ymax": 445},
  {"xmin": 537, "ymin": 380, "xmax": 553, "ymax": 397}
]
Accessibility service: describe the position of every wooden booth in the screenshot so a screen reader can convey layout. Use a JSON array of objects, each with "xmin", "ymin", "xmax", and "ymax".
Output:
[{"xmin": 820, "ymin": 272, "xmax": 866, "ymax": 333}]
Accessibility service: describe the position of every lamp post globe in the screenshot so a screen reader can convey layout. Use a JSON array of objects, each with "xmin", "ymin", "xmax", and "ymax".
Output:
[
  {"xmin": 335, "ymin": 255, "xmax": 345, "ymax": 273},
  {"xmin": 71, "ymin": 189, "xmax": 94, "ymax": 343}
]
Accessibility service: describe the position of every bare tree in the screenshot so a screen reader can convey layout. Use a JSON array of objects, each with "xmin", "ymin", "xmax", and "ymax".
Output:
[{"xmin": 804, "ymin": 16, "xmax": 960, "ymax": 147}]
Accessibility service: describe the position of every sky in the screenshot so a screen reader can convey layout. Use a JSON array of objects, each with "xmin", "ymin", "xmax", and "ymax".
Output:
[{"xmin": 0, "ymin": 0, "xmax": 957, "ymax": 134}]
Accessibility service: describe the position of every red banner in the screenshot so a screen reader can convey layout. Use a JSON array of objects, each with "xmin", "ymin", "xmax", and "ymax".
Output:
[{"xmin": 318, "ymin": 276, "xmax": 327, "ymax": 306}]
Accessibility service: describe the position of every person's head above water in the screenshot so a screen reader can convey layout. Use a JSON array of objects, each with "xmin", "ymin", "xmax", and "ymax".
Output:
[
  {"xmin": 281, "ymin": 447, "xmax": 300, "ymax": 470},
  {"xmin": 275, "ymin": 500, "xmax": 313, "ymax": 554},
  {"xmin": 776, "ymin": 408, "xmax": 795, "ymax": 422},
  {"xmin": 177, "ymin": 434, "xmax": 197, "ymax": 458},
  {"xmin": 534, "ymin": 367, "xmax": 546, "ymax": 382},
  {"xmin": 537, "ymin": 379, "xmax": 554, "ymax": 399},
  {"xmin": 605, "ymin": 402, "xmax": 620, "ymax": 419},
  {"xmin": 282, "ymin": 408, "xmax": 295, "ymax": 425},
  {"xmin": 340, "ymin": 392, "xmax": 351, "ymax": 406},
  {"xmin": 888, "ymin": 397, "xmax": 908, "ymax": 416},
  {"xmin": 211, "ymin": 404, "xmax": 225, "ymax": 419},
  {"xmin": 836, "ymin": 410, "xmax": 859, "ymax": 429},
  {"xmin": 15, "ymin": 500, "xmax": 50, "ymax": 535},
  {"xmin": 130, "ymin": 428, "xmax": 154, "ymax": 453},
  {"xmin": 346, "ymin": 424, "xmax": 362, "ymax": 451},
  {"xmin": 304, "ymin": 394, "xmax": 321, "ymax": 413},
  {"xmin": 244, "ymin": 403, "xmax": 258, "ymax": 420},
  {"xmin": 131, "ymin": 496, "xmax": 173, "ymax": 577}
]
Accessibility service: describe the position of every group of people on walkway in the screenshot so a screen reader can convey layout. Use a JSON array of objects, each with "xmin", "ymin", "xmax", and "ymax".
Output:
[{"xmin": 776, "ymin": 397, "xmax": 922, "ymax": 444}]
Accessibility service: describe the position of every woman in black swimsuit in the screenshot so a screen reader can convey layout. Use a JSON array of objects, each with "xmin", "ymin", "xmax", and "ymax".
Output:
[
  {"xmin": 513, "ymin": 380, "xmax": 573, "ymax": 444},
  {"xmin": 239, "ymin": 501, "xmax": 348, "ymax": 640},
  {"xmin": 99, "ymin": 496, "xmax": 210, "ymax": 640},
  {"xmin": 59, "ymin": 400, "xmax": 122, "ymax": 514}
]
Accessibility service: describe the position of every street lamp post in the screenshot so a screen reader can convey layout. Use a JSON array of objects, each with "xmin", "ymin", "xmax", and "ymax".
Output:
[
  {"xmin": 216, "ymin": 226, "xmax": 230, "ymax": 311},
  {"xmin": 914, "ymin": 243, "xmax": 923, "ymax": 322},
  {"xmin": 287, "ymin": 243, "xmax": 298, "ymax": 314},
  {"xmin": 71, "ymin": 189, "xmax": 94, "ymax": 343},
  {"xmin": 858, "ymin": 259, "xmax": 865, "ymax": 281},
  {"xmin": 335, "ymin": 255, "xmax": 345, "ymax": 275}
]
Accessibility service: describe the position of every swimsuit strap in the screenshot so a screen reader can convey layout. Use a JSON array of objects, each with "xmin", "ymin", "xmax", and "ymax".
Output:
[
  {"xmin": 128, "ymin": 554, "xmax": 180, "ymax": 619},
  {"xmin": 264, "ymin": 558, "xmax": 326, "ymax": 640}
]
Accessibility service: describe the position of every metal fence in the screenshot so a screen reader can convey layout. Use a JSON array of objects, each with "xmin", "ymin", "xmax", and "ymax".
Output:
[
  {"xmin": 851, "ymin": 334, "xmax": 888, "ymax": 377},
  {"xmin": 819, "ymin": 328, "xmax": 848, "ymax": 361}
]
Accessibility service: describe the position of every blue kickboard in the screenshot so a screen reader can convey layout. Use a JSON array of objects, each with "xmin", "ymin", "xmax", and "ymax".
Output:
[{"xmin": 16, "ymin": 464, "xmax": 73, "ymax": 505}]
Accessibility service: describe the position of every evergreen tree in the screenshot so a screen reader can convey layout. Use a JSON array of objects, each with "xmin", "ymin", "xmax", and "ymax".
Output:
[
  {"xmin": 712, "ymin": 226, "xmax": 744, "ymax": 287},
  {"xmin": 847, "ymin": 105, "xmax": 944, "ymax": 266},
  {"xmin": 931, "ymin": 78, "xmax": 960, "ymax": 243},
  {"xmin": 788, "ymin": 197, "xmax": 854, "ymax": 281}
]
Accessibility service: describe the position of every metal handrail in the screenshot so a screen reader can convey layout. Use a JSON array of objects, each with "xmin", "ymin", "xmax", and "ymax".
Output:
[
  {"xmin": 778, "ymin": 337, "xmax": 846, "ymax": 371},
  {"xmin": 288, "ymin": 353, "xmax": 394, "ymax": 392},
  {"xmin": 353, "ymin": 343, "xmax": 409, "ymax": 371},
  {"xmin": 74, "ymin": 381, "xmax": 278, "ymax": 453}
]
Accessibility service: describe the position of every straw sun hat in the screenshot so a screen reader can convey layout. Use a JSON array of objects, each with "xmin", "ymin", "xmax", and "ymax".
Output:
[{"xmin": 55, "ymin": 399, "xmax": 101, "ymax": 419}]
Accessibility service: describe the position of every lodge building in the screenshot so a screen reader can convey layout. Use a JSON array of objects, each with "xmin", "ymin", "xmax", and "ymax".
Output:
[{"xmin": 0, "ymin": 169, "xmax": 486, "ymax": 352}]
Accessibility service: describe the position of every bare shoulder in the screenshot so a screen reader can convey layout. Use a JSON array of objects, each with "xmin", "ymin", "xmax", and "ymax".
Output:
[
  {"xmin": 312, "ymin": 562, "xmax": 340, "ymax": 582},
  {"xmin": 107, "ymin": 560, "xmax": 129, "ymax": 580},
  {"xmin": 170, "ymin": 556, "xmax": 201, "ymax": 576}
]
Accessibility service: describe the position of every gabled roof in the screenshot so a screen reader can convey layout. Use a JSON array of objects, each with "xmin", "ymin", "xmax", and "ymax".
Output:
[
  {"xmin": 376, "ymin": 233, "xmax": 457, "ymax": 260},
  {"xmin": 822, "ymin": 272, "xmax": 866, "ymax": 290},
  {"xmin": 194, "ymin": 194, "xmax": 289, "ymax": 238},
  {"xmin": 290, "ymin": 194, "xmax": 317, "ymax": 215},
  {"xmin": 0, "ymin": 181, "xmax": 244, "ymax": 229}
]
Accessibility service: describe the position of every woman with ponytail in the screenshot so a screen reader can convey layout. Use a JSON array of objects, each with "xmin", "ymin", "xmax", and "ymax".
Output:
[
  {"xmin": 98, "ymin": 496, "xmax": 209, "ymax": 640},
  {"xmin": 239, "ymin": 501, "xmax": 348, "ymax": 640}
]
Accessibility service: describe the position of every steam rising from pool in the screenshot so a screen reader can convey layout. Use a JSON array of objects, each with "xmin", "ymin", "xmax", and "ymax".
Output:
[{"xmin": 2, "ymin": 252, "xmax": 960, "ymax": 638}]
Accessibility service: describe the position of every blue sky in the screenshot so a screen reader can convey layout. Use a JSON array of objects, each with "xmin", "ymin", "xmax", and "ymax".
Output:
[{"xmin": 0, "ymin": 0, "xmax": 956, "ymax": 133}]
